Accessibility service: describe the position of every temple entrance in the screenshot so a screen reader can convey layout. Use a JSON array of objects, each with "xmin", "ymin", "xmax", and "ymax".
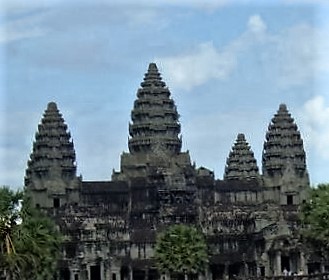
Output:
[
  {"xmin": 120, "ymin": 266, "xmax": 129, "ymax": 280},
  {"xmin": 210, "ymin": 264, "xmax": 225, "ymax": 280},
  {"xmin": 287, "ymin": 195, "xmax": 293, "ymax": 205},
  {"xmin": 90, "ymin": 264, "xmax": 101, "ymax": 280},
  {"xmin": 229, "ymin": 262, "xmax": 242, "ymax": 278},
  {"xmin": 133, "ymin": 269, "xmax": 145, "ymax": 280},
  {"xmin": 281, "ymin": 256, "xmax": 290, "ymax": 272},
  {"xmin": 148, "ymin": 268, "xmax": 159, "ymax": 280},
  {"xmin": 60, "ymin": 268, "xmax": 70, "ymax": 280},
  {"xmin": 307, "ymin": 263, "xmax": 321, "ymax": 274},
  {"xmin": 260, "ymin": 266, "xmax": 265, "ymax": 276},
  {"xmin": 247, "ymin": 262, "xmax": 257, "ymax": 276}
]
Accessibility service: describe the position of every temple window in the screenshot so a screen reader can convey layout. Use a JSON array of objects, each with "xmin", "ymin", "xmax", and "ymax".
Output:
[
  {"xmin": 287, "ymin": 195, "xmax": 293, "ymax": 205},
  {"xmin": 53, "ymin": 198, "xmax": 60, "ymax": 208},
  {"xmin": 90, "ymin": 265, "xmax": 101, "ymax": 280}
]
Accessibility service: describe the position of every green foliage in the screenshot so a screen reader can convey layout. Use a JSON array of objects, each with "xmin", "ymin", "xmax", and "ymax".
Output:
[
  {"xmin": 0, "ymin": 187, "xmax": 63, "ymax": 280},
  {"xmin": 301, "ymin": 184, "xmax": 329, "ymax": 247},
  {"xmin": 154, "ymin": 224, "xmax": 208, "ymax": 278}
]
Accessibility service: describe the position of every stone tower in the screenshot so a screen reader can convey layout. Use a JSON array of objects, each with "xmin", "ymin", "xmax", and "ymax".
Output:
[
  {"xmin": 112, "ymin": 63, "xmax": 197, "ymax": 225},
  {"xmin": 113, "ymin": 63, "xmax": 193, "ymax": 183},
  {"xmin": 25, "ymin": 102, "xmax": 79, "ymax": 208},
  {"xmin": 224, "ymin": 133, "xmax": 260, "ymax": 181},
  {"xmin": 262, "ymin": 104, "xmax": 309, "ymax": 204},
  {"xmin": 128, "ymin": 62, "xmax": 182, "ymax": 155}
]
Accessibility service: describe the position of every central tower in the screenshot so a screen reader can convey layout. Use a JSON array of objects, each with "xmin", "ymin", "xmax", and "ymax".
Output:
[
  {"xmin": 113, "ymin": 63, "xmax": 194, "ymax": 185},
  {"xmin": 128, "ymin": 63, "xmax": 182, "ymax": 155}
]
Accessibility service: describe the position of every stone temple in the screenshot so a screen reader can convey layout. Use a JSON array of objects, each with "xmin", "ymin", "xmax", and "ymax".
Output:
[{"xmin": 25, "ymin": 63, "xmax": 322, "ymax": 280}]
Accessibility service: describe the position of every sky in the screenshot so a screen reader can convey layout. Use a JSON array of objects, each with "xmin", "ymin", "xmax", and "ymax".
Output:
[{"xmin": 1, "ymin": 0, "xmax": 329, "ymax": 189}]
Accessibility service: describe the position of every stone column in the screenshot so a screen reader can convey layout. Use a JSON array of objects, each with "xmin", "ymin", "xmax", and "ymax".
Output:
[
  {"xmin": 129, "ymin": 265, "xmax": 133, "ymax": 280},
  {"xmin": 299, "ymin": 252, "xmax": 306, "ymax": 274},
  {"xmin": 161, "ymin": 272, "xmax": 170, "ymax": 280},
  {"xmin": 87, "ymin": 265, "xmax": 91, "ymax": 280},
  {"xmin": 244, "ymin": 262, "xmax": 249, "ymax": 277},
  {"xmin": 275, "ymin": 251, "xmax": 282, "ymax": 276},
  {"xmin": 261, "ymin": 252, "xmax": 270, "ymax": 276},
  {"xmin": 114, "ymin": 271, "xmax": 120, "ymax": 280},
  {"xmin": 80, "ymin": 266, "xmax": 88, "ymax": 280},
  {"xmin": 105, "ymin": 266, "xmax": 111, "ymax": 280},
  {"xmin": 144, "ymin": 267, "xmax": 149, "ymax": 280},
  {"xmin": 100, "ymin": 261, "xmax": 104, "ymax": 280},
  {"xmin": 203, "ymin": 267, "xmax": 212, "ymax": 280},
  {"xmin": 321, "ymin": 263, "xmax": 325, "ymax": 274},
  {"xmin": 224, "ymin": 262, "xmax": 229, "ymax": 280}
]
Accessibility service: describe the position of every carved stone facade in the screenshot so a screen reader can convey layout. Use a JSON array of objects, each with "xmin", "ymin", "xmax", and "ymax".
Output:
[{"xmin": 25, "ymin": 63, "xmax": 325, "ymax": 280}]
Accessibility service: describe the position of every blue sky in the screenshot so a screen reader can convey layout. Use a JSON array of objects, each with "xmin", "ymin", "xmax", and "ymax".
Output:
[{"xmin": 1, "ymin": 0, "xmax": 329, "ymax": 188}]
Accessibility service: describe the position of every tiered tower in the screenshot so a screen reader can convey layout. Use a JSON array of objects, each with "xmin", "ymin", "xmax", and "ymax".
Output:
[
  {"xmin": 114, "ymin": 63, "xmax": 193, "ymax": 182},
  {"xmin": 25, "ymin": 102, "xmax": 79, "ymax": 208},
  {"xmin": 224, "ymin": 133, "xmax": 260, "ymax": 181},
  {"xmin": 262, "ymin": 104, "xmax": 309, "ymax": 204},
  {"xmin": 113, "ymin": 63, "xmax": 197, "ymax": 224},
  {"xmin": 128, "ymin": 63, "xmax": 182, "ymax": 155}
]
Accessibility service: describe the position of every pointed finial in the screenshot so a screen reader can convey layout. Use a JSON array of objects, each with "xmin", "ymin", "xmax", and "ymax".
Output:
[
  {"xmin": 47, "ymin": 102, "xmax": 58, "ymax": 111},
  {"xmin": 279, "ymin": 103, "xmax": 287, "ymax": 112},
  {"xmin": 148, "ymin": 62, "xmax": 158, "ymax": 72},
  {"xmin": 237, "ymin": 133, "xmax": 245, "ymax": 141}
]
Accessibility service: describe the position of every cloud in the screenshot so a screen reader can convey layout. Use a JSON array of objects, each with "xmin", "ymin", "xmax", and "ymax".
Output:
[
  {"xmin": 159, "ymin": 14, "xmax": 329, "ymax": 91},
  {"xmin": 159, "ymin": 42, "xmax": 237, "ymax": 91},
  {"xmin": 247, "ymin": 14, "xmax": 267, "ymax": 34},
  {"xmin": 158, "ymin": 14, "xmax": 270, "ymax": 91},
  {"xmin": 1, "ymin": 0, "xmax": 50, "ymax": 13},
  {"xmin": 300, "ymin": 95, "xmax": 329, "ymax": 159},
  {"xmin": 0, "ymin": 13, "xmax": 48, "ymax": 44},
  {"xmin": 273, "ymin": 24, "xmax": 317, "ymax": 88}
]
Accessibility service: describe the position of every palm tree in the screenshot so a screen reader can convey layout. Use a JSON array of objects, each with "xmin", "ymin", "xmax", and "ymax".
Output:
[
  {"xmin": 154, "ymin": 224, "xmax": 208, "ymax": 280},
  {"xmin": 0, "ymin": 187, "xmax": 62, "ymax": 280}
]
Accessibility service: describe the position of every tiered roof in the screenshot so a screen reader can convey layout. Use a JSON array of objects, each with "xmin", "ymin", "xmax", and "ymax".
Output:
[
  {"xmin": 25, "ymin": 102, "xmax": 77, "ymax": 186},
  {"xmin": 262, "ymin": 104, "xmax": 306, "ymax": 177},
  {"xmin": 128, "ymin": 63, "xmax": 182, "ymax": 155},
  {"xmin": 224, "ymin": 133, "xmax": 259, "ymax": 181}
]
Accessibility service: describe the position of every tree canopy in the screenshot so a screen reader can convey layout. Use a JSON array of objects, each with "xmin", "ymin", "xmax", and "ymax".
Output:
[
  {"xmin": 154, "ymin": 224, "xmax": 208, "ymax": 280},
  {"xmin": 0, "ymin": 186, "xmax": 63, "ymax": 280},
  {"xmin": 301, "ymin": 184, "xmax": 329, "ymax": 247}
]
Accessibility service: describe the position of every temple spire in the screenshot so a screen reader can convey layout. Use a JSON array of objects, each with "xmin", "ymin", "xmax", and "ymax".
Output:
[
  {"xmin": 224, "ymin": 133, "xmax": 259, "ymax": 181},
  {"xmin": 25, "ymin": 102, "xmax": 77, "ymax": 189},
  {"xmin": 262, "ymin": 103, "xmax": 307, "ymax": 178},
  {"xmin": 128, "ymin": 63, "xmax": 182, "ymax": 155}
]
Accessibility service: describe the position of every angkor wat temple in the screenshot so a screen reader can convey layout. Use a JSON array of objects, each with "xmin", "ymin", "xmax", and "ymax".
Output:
[{"xmin": 25, "ymin": 63, "xmax": 325, "ymax": 280}]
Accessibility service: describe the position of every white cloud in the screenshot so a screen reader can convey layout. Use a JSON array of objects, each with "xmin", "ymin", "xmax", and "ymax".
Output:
[
  {"xmin": 274, "ymin": 24, "xmax": 316, "ymax": 88},
  {"xmin": 300, "ymin": 95, "xmax": 329, "ymax": 159},
  {"xmin": 1, "ymin": 0, "xmax": 63, "ymax": 12},
  {"xmin": 159, "ymin": 42, "xmax": 236, "ymax": 91},
  {"xmin": 105, "ymin": 0, "xmax": 229, "ymax": 10},
  {"xmin": 247, "ymin": 14, "xmax": 267, "ymax": 34},
  {"xmin": 159, "ymin": 14, "xmax": 268, "ymax": 91},
  {"xmin": 158, "ymin": 14, "xmax": 329, "ymax": 92},
  {"xmin": 0, "ymin": 14, "xmax": 48, "ymax": 44}
]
